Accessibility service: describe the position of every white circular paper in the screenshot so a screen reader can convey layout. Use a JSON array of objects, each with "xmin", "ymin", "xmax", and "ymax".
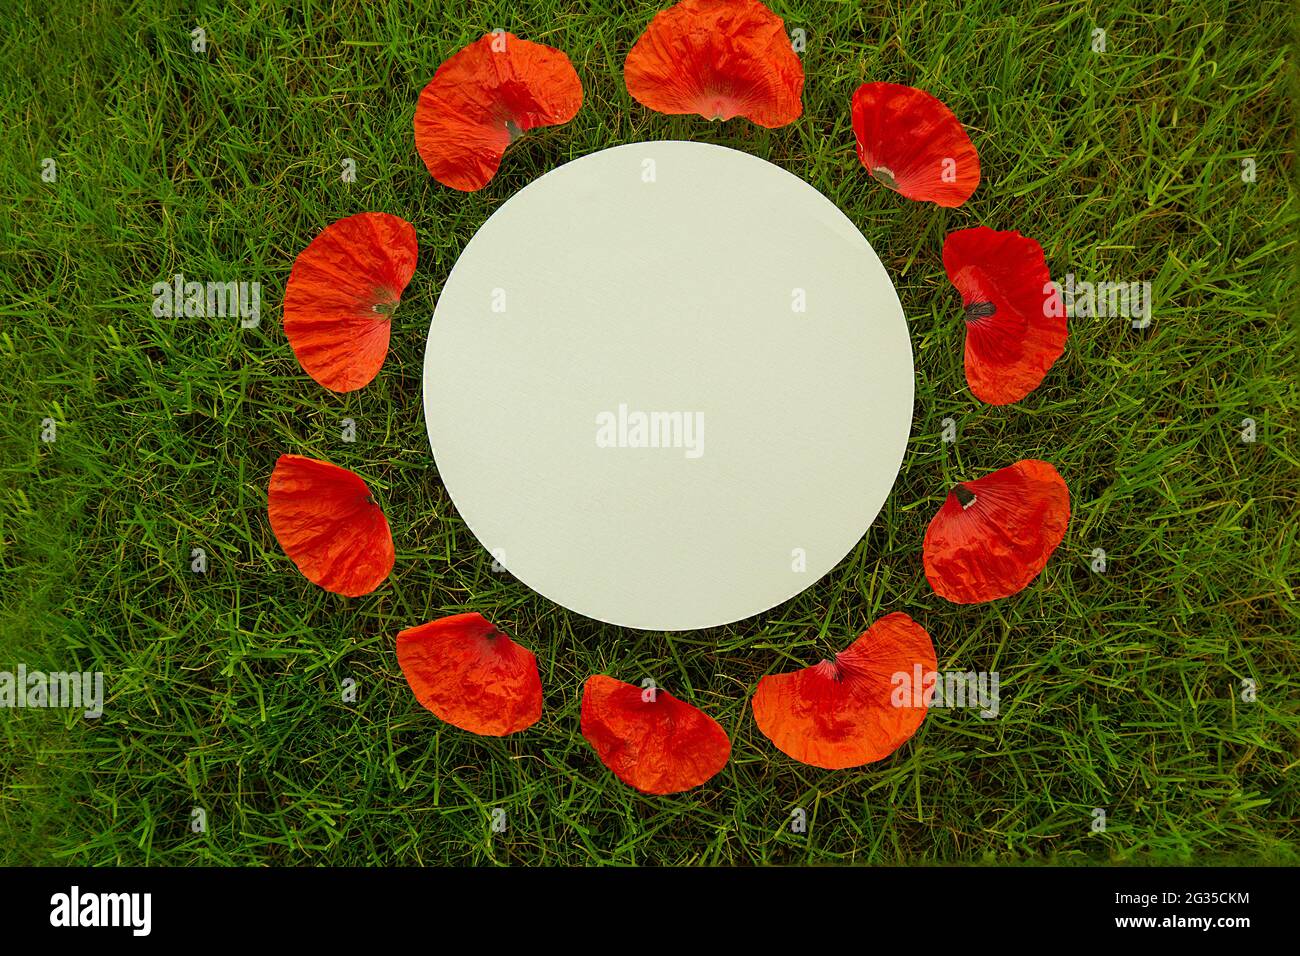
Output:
[{"xmin": 424, "ymin": 141, "xmax": 912, "ymax": 631}]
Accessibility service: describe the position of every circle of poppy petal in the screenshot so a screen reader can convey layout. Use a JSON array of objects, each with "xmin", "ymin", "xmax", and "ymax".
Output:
[
  {"xmin": 580, "ymin": 675, "xmax": 731, "ymax": 794},
  {"xmin": 623, "ymin": 0, "xmax": 804, "ymax": 128},
  {"xmin": 396, "ymin": 612, "xmax": 543, "ymax": 736},
  {"xmin": 751, "ymin": 612, "xmax": 937, "ymax": 770},
  {"xmin": 943, "ymin": 226, "xmax": 1067, "ymax": 405},
  {"xmin": 414, "ymin": 32, "xmax": 583, "ymax": 192},
  {"xmin": 923, "ymin": 459, "xmax": 1070, "ymax": 604},
  {"xmin": 266, "ymin": 454, "xmax": 395, "ymax": 597},
  {"xmin": 851, "ymin": 82, "xmax": 980, "ymax": 207},
  {"xmin": 283, "ymin": 212, "xmax": 417, "ymax": 393}
]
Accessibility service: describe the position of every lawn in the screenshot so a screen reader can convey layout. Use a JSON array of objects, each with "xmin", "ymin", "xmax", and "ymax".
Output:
[{"xmin": 1, "ymin": 0, "xmax": 1296, "ymax": 865}]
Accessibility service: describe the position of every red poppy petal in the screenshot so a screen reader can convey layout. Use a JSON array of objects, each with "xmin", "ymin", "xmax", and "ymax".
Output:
[
  {"xmin": 923, "ymin": 459, "xmax": 1070, "ymax": 604},
  {"xmin": 580, "ymin": 675, "xmax": 731, "ymax": 794},
  {"xmin": 751, "ymin": 612, "xmax": 936, "ymax": 769},
  {"xmin": 283, "ymin": 212, "xmax": 417, "ymax": 393},
  {"xmin": 851, "ymin": 82, "xmax": 979, "ymax": 207},
  {"xmin": 414, "ymin": 32, "xmax": 583, "ymax": 192},
  {"xmin": 624, "ymin": 0, "xmax": 804, "ymax": 128},
  {"xmin": 944, "ymin": 226, "xmax": 1067, "ymax": 405},
  {"xmin": 267, "ymin": 454, "xmax": 395, "ymax": 596},
  {"xmin": 396, "ymin": 612, "xmax": 543, "ymax": 736}
]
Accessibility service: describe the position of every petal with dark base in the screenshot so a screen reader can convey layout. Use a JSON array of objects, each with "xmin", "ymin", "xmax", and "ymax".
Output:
[
  {"xmin": 282, "ymin": 212, "xmax": 417, "ymax": 393},
  {"xmin": 944, "ymin": 226, "xmax": 1067, "ymax": 405},
  {"xmin": 751, "ymin": 613, "xmax": 937, "ymax": 769},
  {"xmin": 414, "ymin": 33, "xmax": 583, "ymax": 192},
  {"xmin": 851, "ymin": 82, "xmax": 979, "ymax": 207},
  {"xmin": 580, "ymin": 675, "xmax": 730, "ymax": 794},
  {"xmin": 923, "ymin": 459, "xmax": 1070, "ymax": 604}
]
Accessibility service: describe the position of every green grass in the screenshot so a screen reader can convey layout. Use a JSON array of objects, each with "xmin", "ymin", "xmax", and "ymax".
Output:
[{"xmin": 1, "ymin": 0, "xmax": 1296, "ymax": 865}]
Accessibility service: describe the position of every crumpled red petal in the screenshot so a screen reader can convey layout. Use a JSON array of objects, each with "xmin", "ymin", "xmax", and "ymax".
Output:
[
  {"xmin": 751, "ymin": 613, "xmax": 937, "ymax": 769},
  {"xmin": 267, "ymin": 454, "xmax": 395, "ymax": 597},
  {"xmin": 396, "ymin": 612, "xmax": 543, "ymax": 736},
  {"xmin": 851, "ymin": 82, "xmax": 979, "ymax": 207},
  {"xmin": 924, "ymin": 459, "xmax": 1070, "ymax": 604},
  {"xmin": 624, "ymin": 0, "xmax": 804, "ymax": 128},
  {"xmin": 944, "ymin": 226, "xmax": 1067, "ymax": 405},
  {"xmin": 414, "ymin": 32, "xmax": 583, "ymax": 192},
  {"xmin": 580, "ymin": 675, "xmax": 731, "ymax": 794},
  {"xmin": 282, "ymin": 212, "xmax": 417, "ymax": 393}
]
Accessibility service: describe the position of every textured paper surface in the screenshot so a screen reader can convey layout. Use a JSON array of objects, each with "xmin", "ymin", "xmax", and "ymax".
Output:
[{"xmin": 424, "ymin": 141, "xmax": 913, "ymax": 631}]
